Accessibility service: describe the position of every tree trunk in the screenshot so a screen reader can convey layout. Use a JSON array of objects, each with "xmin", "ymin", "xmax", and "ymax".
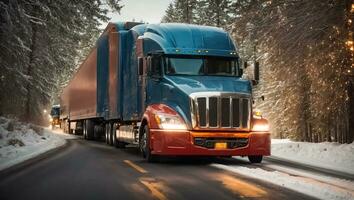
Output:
[
  {"xmin": 186, "ymin": 1, "xmax": 190, "ymax": 23},
  {"xmin": 23, "ymin": 6, "xmax": 38, "ymax": 122},
  {"xmin": 327, "ymin": 118, "xmax": 332, "ymax": 142},
  {"xmin": 307, "ymin": 122, "xmax": 312, "ymax": 142},
  {"xmin": 334, "ymin": 119, "xmax": 338, "ymax": 142},
  {"xmin": 348, "ymin": 80, "xmax": 354, "ymax": 143},
  {"xmin": 216, "ymin": 0, "xmax": 220, "ymax": 27},
  {"xmin": 338, "ymin": 123, "xmax": 342, "ymax": 143}
]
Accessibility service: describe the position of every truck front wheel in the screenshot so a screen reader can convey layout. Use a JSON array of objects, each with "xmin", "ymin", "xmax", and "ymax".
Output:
[
  {"xmin": 139, "ymin": 126, "xmax": 157, "ymax": 162},
  {"xmin": 248, "ymin": 155, "xmax": 263, "ymax": 163}
]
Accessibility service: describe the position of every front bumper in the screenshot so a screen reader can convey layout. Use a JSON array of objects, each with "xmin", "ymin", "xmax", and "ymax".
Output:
[{"xmin": 150, "ymin": 129, "xmax": 271, "ymax": 156}]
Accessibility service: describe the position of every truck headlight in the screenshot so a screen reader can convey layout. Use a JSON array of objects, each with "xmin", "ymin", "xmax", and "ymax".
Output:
[
  {"xmin": 154, "ymin": 113, "xmax": 187, "ymax": 130},
  {"xmin": 252, "ymin": 118, "xmax": 269, "ymax": 132}
]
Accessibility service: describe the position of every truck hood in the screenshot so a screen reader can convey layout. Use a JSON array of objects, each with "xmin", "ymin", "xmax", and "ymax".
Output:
[{"xmin": 164, "ymin": 75, "xmax": 252, "ymax": 96}]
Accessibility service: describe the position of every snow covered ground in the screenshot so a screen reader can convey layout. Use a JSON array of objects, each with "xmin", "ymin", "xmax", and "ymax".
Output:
[
  {"xmin": 0, "ymin": 117, "xmax": 74, "ymax": 171},
  {"xmin": 213, "ymin": 163, "xmax": 354, "ymax": 200},
  {"xmin": 271, "ymin": 139, "xmax": 354, "ymax": 174},
  {"xmin": 212, "ymin": 139, "xmax": 354, "ymax": 200}
]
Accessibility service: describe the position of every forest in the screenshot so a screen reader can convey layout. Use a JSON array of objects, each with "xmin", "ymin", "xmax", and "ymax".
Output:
[
  {"xmin": 0, "ymin": 0, "xmax": 353, "ymax": 143},
  {"xmin": 0, "ymin": 0, "xmax": 122, "ymax": 123}
]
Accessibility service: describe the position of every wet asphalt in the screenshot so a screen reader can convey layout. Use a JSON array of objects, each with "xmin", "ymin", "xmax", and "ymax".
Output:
[{"xmin": 0, "ymin": 138, "xmax": 317, "ymax": 200}]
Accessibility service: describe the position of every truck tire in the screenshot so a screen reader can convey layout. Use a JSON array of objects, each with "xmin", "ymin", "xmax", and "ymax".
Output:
[
  {"xmin": 112, "ymin": 123, "xmax": 120, "ymax": 148},
  {"xmin": 105, "ymin": 123, "xmax": 110, "ymax": 144},
  {"xmin": 108, "ymin": 124, "xmax": 113, "ymax": 145},
  {"xmin": 139, "ymin": 125, "xmax": 157, "ymax": 162},
  {"xmin": 111, "ymin": 123, "xmax": 116, "ymax": 146},
  {"xmin": 83, "ymin": 120, "xmax": 87, "ymax": 139},
  {"xmin": 94, "ymin": 125, "xmax": 103, "ymax": 140},
  {"xmin": 248, "ymin": 155, "xmax": 263, "ymax": 163},
  {"xmin": 86, "ymin": 120, "xmax": 94, "ymax": 140},
  {"xmin": 105, "ymin": 123, "xmax": 114, "ymax": 146}
]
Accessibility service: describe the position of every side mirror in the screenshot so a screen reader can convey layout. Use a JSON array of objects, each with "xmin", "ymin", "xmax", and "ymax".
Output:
[
  {"xmin": 138, "ymin": 57, "xmax": 144, "ymax": 76},
  {"xmin": 239, "ymin": 68, "xmax": 243, "ymax": 77}
]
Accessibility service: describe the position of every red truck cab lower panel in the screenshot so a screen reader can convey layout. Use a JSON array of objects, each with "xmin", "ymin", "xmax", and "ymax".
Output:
[{"xmin": 150, "ymin": 130, "xmax": 270, "ymax": 156}]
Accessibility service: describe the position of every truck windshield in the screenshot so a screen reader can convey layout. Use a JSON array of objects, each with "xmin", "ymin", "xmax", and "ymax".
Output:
[
  {"xmin": 164, "ymin": 56, "xmax": 240, "ymax": 77},
  {"xmin": 50, "ymin": 107, "xmax": 60, "ymax": 117}
]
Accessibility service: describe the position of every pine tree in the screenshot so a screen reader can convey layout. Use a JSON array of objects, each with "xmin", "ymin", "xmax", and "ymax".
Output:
[
  {"xmin": 162, "ymin": 3, "xmax": 178, "ymax": 23},
  {"xmin": 177, "ymin": 0, "xmax": 198, "ymax": 23}
]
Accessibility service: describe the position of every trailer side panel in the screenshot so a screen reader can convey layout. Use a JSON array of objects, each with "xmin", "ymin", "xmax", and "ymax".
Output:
[
  {"xmin": 108, "ymin": 32, "xmax": 120, "ymax": 119},
  {"xmin": 97, "ymin": 35, "xmax": 109, "ymax": 118},
  {"xmin": 69, "ymin": 49, "xmax": 98, "ymax": 120}
]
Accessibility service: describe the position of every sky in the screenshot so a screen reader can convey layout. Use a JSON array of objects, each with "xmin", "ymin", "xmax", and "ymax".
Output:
[{"xmin": 103, "ymin": 0, "xmax": 173, "ymax": 27}]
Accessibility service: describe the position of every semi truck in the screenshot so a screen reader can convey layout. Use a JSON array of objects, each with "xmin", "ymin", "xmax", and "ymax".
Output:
[
  {"xmin": 50, "ymin": 105, "xmax": 61, "ymax": 129},
  {"xmin": 60, "ymin": 22, "xmax": 270, "ymax": 163}
]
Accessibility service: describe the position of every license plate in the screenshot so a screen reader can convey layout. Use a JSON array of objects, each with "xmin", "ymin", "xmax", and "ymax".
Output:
[{"xmin": 215, "ymin": 142, "xmax": 227, "ymax": 149}]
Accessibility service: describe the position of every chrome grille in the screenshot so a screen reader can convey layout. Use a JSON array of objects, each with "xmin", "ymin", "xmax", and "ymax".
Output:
[
  {"xmin": 190, "ymin": 92, "xmax": 251, "ymax": 130},
  {"xmin": 197, "ymin": 98, "xmax": 207, "ymax": 126}
]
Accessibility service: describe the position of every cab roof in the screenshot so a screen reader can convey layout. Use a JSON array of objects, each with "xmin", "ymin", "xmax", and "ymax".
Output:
[{"xmin": 104, "ymin": 22, "xmax": 238, "ymax": 57}]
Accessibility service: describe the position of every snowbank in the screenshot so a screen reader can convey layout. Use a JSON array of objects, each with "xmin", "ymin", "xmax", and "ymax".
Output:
[
  {"xmin": 0, "ymin": 117, "xmax": 73, "ymax": 171},
  {"xmin": 212, "ymin": 164, "xmax": 354, "ymax": 200},
  {"xmin": 271, "ymin": 139, "xmax": 354, "ymax": 174}
]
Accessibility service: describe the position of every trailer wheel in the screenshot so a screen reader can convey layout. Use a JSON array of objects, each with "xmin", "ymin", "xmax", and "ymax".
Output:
[
  {"xmin": 94, "ymin": 125, "xmax": 103, "ymax": 140},
  {"xmin": 105, "ymin": 123, "xmax": 110, "ymax": 144},
  {"xmin": 140, "ymin": 125, "xmax": 157, "ymax": 162},
  {"xmin": 248, "ymin": 155, "xmax": 263, "ymax": 163},
  {"xmin": 83, "ymin": 120, "xmax": 87, "ymax": 139},
  {"xmin": 105, "ymin": 123, "xmax": 113, "ymax": 146},
  {"xmin": 86, "ymin": 120, "xmax": 94, "ymax": 140},
  {"xmin": 110, "ymin": 123, "xmax": 116, "ymax": 147},
  {"xmin": 108, "ymin": 124, "xmax": 113, "ymax": 145}
]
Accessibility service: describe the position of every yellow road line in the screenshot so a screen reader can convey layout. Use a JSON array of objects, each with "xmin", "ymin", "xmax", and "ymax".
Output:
[
  {"xmin": 218, "ymin": 174, "xmax": 267, "ymax": 198},
  {"xmin": 140, "ymin": 179, "xmax": 167, "ymax": 200},
  {"xmin": 124, "ymin": 160, "xmax": 148, "ymax": 174}
]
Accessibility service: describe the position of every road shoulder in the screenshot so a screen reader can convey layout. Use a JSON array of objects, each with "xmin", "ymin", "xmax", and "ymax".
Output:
[{"xmin": 0, "ymin": 126, "xmax": 75, "ymax": 173}]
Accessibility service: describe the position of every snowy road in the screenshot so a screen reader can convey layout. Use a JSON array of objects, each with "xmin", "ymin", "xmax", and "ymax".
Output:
[
  {"xmin": 0, "ymin": 139, "xmax": 313, "ymax": 200},
  {"xmin": 1, "ymin": 138, "xmax": 353, "ymax": 200}
]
